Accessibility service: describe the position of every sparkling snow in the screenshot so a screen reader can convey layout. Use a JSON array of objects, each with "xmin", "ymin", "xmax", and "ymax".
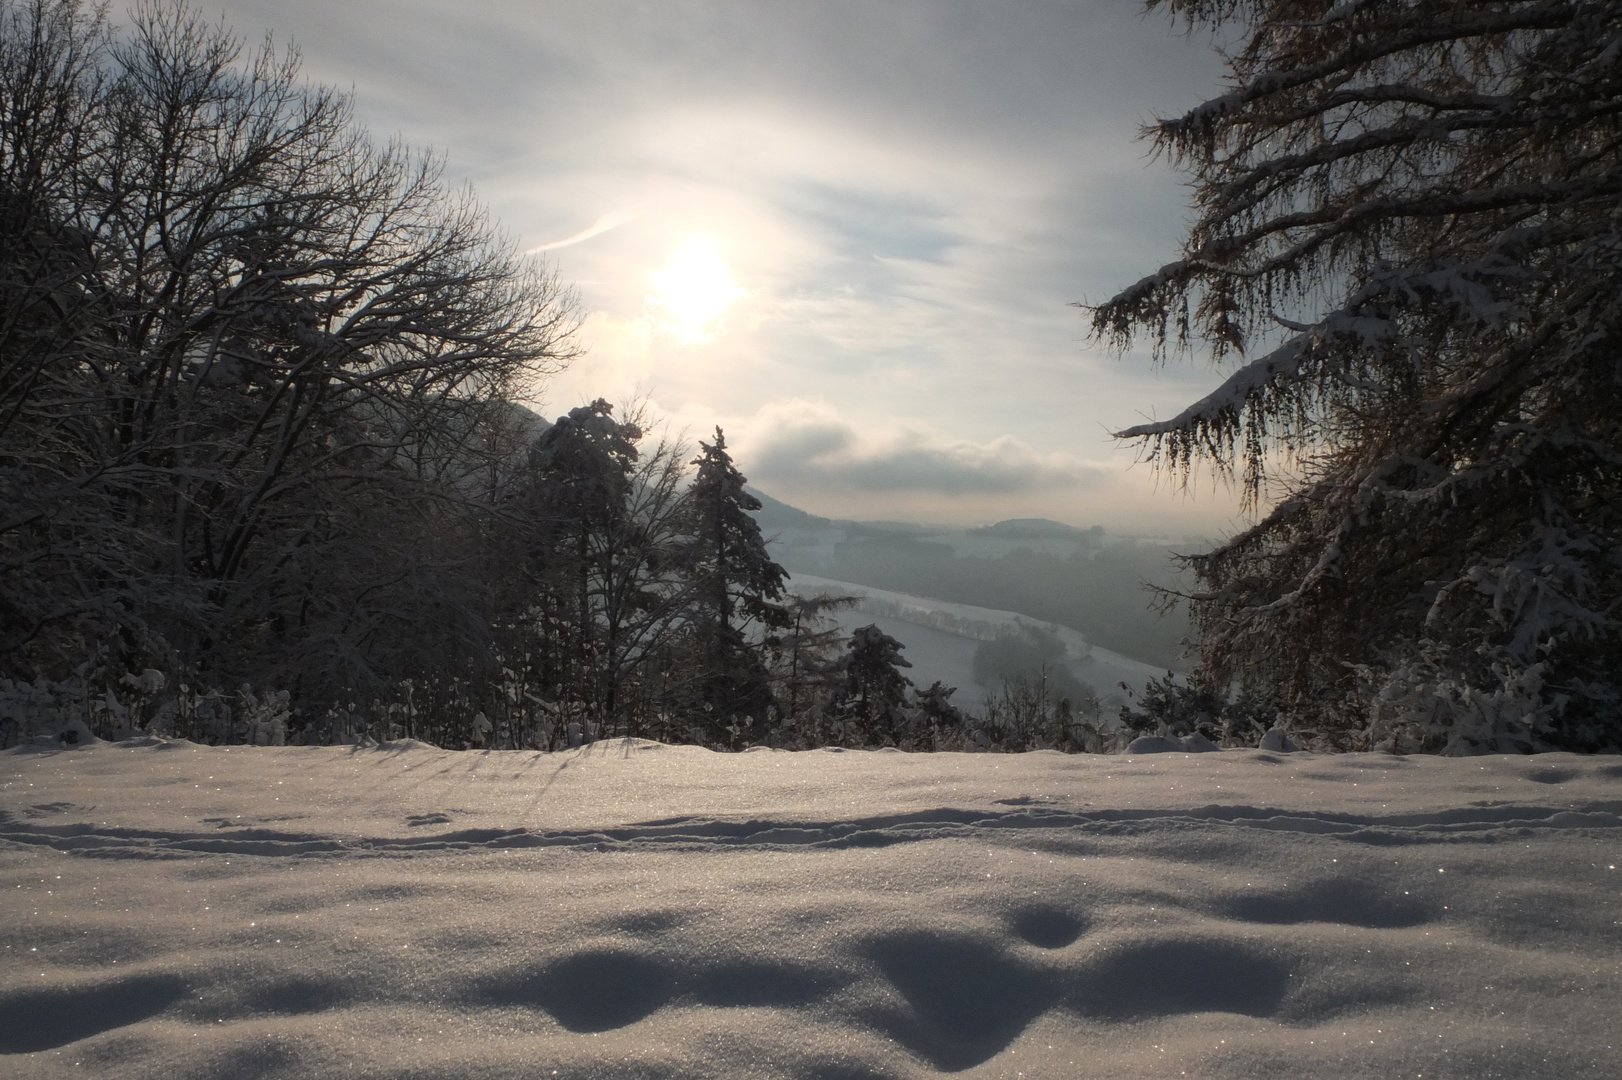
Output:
[{"xmin": 2, "ymin": 739, "xmax": 1619, "ymax": 1078}]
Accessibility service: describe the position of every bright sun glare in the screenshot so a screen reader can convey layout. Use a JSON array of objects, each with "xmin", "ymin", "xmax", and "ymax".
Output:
[{"xmin": 650, "ymin": 238, "xmax": 745, "ymax": 342}]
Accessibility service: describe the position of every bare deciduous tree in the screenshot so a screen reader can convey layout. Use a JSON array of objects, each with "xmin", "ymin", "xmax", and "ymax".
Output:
[{"xmin": 0, "ymin": 1, "xmax": 578, "ymax": 707}]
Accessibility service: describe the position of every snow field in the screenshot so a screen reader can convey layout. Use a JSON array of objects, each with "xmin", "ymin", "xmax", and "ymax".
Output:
[
  {"xmin": 782, "ymin": 572, "xmax": 1169, "ymax": 708},
  {"xmin": 1, "ymin": 740, "xmax": 1619, "ymax": 1078}
]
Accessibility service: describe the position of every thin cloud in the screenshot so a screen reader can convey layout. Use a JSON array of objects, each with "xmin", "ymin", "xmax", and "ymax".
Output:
[
  {"xmin": 219, "ymin": 0, "xmax": 1233, "ymax": 529},
  {"xmin": 526, "ymin": 207, "xmax": 637, "ymax": 253}
]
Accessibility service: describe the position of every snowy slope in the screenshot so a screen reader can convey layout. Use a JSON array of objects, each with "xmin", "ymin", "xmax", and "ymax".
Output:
[
  {"xmin": 2, "ymin": 738, "xmax": 1619, "ymax": 1079},
  {"xmin": 785, "ymin": 571, "xmax": 1170, "ymax": 708}
]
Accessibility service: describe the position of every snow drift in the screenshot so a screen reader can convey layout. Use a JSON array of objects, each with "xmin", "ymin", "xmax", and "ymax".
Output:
[{"xmin": 2, "ymin": 739, "xmax": 1618, "ymax": 1078}]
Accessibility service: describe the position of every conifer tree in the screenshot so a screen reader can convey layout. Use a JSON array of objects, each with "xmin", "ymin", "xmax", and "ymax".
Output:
[
  {"xmin": 837, "ymin": 624, "xmax": 913, "ymax": 740},
  {"xmin": 1093, "ymin": 0, "xmax": 1621, "ymax": 751},
  {"xmin": 768, "ymin": 592, "xmax": 859, "ymax": 718},
  {"xmin": 680, "ymin": 428, "xmax": 789, "ymax": 726}
]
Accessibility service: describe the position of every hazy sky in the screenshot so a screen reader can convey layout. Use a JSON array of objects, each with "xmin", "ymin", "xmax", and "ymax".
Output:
[{"xmin": 207, "ymin": 0, "xmax": 1239, "ymax": 533}]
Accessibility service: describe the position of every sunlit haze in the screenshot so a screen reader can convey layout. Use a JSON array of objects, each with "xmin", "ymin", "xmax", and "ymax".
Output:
[
  {"xmin": 207, "ymin": 0, "xmax": 1242, "ymax": 534},
  {"xmin": 650, "ymin": 238, "xmax": 747, "ymax": 343}
]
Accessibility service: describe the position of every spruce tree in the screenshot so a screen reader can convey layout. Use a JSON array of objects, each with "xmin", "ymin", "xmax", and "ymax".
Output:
[
  {"xmin": 681, "ymin": 428, "xmax": 789, "ymax": 727},
  {"xmin": 1093, "ymin": 0, "xmax": 1621, "ymax": 751},
  {"xmin": 837, "ymin": 624, "xmax": 913, "ymax": 741},
  {"xmin": 768, "ymin": 592, "xmax": 859, "ymax": 718}
]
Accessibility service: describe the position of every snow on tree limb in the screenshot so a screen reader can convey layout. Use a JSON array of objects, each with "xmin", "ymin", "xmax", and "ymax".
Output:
[
  {"xmin": 1114, "ymin": 335, "xmax": 1311, "ymax": 441},
  {"xmin": 1093, "ymin": 0, "xmax": 1622, "ymax": 749}
]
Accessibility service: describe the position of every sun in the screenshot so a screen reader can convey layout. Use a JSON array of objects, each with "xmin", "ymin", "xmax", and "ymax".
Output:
[{"xmin": 650, "ymin": 238, "xmax": 745, "ymax": 342}]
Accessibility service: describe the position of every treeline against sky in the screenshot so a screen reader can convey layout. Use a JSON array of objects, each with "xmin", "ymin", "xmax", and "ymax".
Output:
[{"xmin": 1, "ymin": 2, "xmax": 1118, "ymax": 753}]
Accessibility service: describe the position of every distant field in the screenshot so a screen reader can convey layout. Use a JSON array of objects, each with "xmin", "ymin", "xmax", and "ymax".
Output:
[
  {"xmin": 783, "ymin": 572, "xmax": 1169, "ymax": 710},
  {"xmin": 754, "ymin": 490, "xmax": 1198, "ymax": 671}
]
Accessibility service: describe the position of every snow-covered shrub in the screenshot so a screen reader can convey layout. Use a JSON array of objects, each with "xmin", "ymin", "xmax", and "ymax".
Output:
[
  {"xmin": 0, "ymin": 674, "xmax": 94, "ymax": 747},
  {"xmin": 1117, "ymin": 674, "xmax": 1275, "ymax": 749},
  {"xmin": 0, "ymin": 667, "xmax": 172, "ymax": 746},
  {"xmin": 977, "ymin": 670, "xmax": 1122, "ymax": 753},
  {"xmin": 0, "ymin": 663, "xmax": 310, "ymax": 748},
  {"xmin": 1362, "ymin": 646, "xmax": 1564, "ymax": 756},
  {"xmin": 237, "ymin": 686, "xmax": 290, "ymax": 746}
]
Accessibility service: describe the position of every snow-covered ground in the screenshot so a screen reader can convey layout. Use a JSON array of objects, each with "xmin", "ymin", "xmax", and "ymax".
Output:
[
  {"xmin": 785, "ymin": 572, "xmax": 1169, "ymax": 709},
  {"xmin": 3, "ymin": 738, "xmax": 1619, "ymax": 1078}
]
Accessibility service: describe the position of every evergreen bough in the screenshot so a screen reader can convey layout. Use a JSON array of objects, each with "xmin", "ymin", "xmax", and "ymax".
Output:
[{"xmin": 1093, "ymin": 0, "xmax": 1622, "ymax": 751}]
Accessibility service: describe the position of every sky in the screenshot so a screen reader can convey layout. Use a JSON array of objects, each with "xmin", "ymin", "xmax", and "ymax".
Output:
[{"xmin": 206, "ymin": 0, "xmax": 1241, "ymax": 533}]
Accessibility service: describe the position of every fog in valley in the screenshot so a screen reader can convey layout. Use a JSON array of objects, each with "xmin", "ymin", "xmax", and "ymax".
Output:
[{"xmin": 753, "ymin": 489, "xmax": 1193, "ymax": 674}]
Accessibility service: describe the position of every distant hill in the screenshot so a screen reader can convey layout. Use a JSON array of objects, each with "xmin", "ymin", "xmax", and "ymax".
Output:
[
  {"xmin": 967, "ymin": 518, "xmax": 1103, "ymax": 543},
  {"xmin": 747, "ymin": 487, "xmax": 833, "ymax": 531},
  {"xmin": 741, "ymin": 490, "xmax": 1191, "ymax": 671},
  {"xmin": 746, "ymin": 489, "xmax": 957, "ymax": 537}
]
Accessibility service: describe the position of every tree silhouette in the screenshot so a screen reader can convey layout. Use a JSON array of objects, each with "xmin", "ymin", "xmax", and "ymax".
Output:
[
  {"xmin": 769, "ymin": 592, "xmax": 858, "ymax": 718},
  {"xmin": 837, "ymin": 623, "xmax": 913, "ymax": 740},
  {"xmin": 680, "ymin": 428, "xmax": 789, "ymax": 729},
  {"xmin": 0, "ymin": 1, "xmax": 577, "ymax": 707},
  {"xmin": 1093, "ymin": 0, "xmax": 1622, "ymax": 751}
]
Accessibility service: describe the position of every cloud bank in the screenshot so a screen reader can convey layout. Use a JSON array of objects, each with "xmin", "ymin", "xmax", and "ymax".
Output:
[{"xmin": 740, "ymin": 401, "xmax": 1110, "ymax": 496}]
